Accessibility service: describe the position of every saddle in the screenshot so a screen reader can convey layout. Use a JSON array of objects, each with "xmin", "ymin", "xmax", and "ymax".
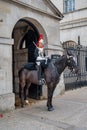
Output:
[
  {"xmin": 24, "ymin": 62, "xmax": 37, "ymax": 70},
  {"xmin": 24, "ymin": 58, "xmax": 50, "ymax": 71}
]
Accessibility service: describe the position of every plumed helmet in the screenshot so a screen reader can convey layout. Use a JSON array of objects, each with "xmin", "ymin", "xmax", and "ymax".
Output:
[
  {"xmin": 38, "ymin": 34, "xmax": 44, "ymax": 44},
  {"xmin": 36, "ymin": 34, "xmax": 44, "ymax": 48}
]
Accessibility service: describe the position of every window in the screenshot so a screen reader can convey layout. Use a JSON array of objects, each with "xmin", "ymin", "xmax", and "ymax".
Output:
[{"xmin": 63, "ymin": 0, "xmax": 75, "ymax": 13}]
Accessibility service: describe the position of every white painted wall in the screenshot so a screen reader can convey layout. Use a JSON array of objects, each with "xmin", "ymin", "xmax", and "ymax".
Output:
[{"xmin": 75, "ymin": 0, "xmax": 87, "ymax": 10}]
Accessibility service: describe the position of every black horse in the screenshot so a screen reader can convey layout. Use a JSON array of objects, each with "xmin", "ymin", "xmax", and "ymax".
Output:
[{"xmin": 18, "ymin": 52, "xmax": 78, "ymax": 111}]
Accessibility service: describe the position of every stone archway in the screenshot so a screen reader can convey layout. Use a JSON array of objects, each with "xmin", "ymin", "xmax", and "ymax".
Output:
[{"xmin": 12, "ymin": 18, "xmax": 47, "ymax": 104}]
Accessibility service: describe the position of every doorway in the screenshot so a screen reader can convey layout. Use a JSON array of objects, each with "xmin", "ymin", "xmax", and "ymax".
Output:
[{"xmin": 12, "ymin": 18, "xmax": 43, "ymax": 101}]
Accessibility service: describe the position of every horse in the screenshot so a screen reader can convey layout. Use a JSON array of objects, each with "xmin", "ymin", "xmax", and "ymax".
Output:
[{"xmin": 18, "ymin": 52, "xmax": 78, "ymax": 111}]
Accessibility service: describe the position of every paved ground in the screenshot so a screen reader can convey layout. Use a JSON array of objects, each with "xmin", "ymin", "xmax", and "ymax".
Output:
[{"xmin": 0, "ymin": 87, "xmax": 87, "ymax": 130}]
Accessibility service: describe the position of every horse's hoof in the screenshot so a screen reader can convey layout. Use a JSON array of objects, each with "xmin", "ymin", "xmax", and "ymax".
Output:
[
  {"xmin": 21, "ymin": 105, "xmax": 24, "ymax": 108},
  {"xmin": 48, "ymin": 107, "xmax": 54, "ymax": 111},
  {"xmin": 25, "ymin": 100, "xmax": 29, "ymax": 105}
]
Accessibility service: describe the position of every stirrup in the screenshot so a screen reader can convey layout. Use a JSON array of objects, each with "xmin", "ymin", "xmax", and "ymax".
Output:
[
  {"xmin": 42, "ymin": 78, "xmax": 46, "ymax": 84},
  {"xmin": 38, "ymin": 79, "xmax": 45, "ymax": 85}
]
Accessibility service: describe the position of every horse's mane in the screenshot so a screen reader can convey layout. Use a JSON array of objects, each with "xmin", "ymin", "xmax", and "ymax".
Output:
[{"xmin": 54, "ymin": 55, "xmax": 67, "ymax": 65}]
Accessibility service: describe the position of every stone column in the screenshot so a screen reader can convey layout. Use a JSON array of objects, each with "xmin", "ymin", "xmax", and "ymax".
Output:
[{"xmin": 0, "ymin": 37, "xmax": 15, "ymax": 111}]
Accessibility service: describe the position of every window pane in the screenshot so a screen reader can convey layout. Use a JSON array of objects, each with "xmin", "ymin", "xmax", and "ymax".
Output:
[{"xmin": 64, "ymin": 0, "xmax": 75, "ymax": 13}]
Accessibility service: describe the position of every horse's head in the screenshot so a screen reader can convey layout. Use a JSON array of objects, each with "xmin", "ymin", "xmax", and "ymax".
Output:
[{"xmin": 66, "ymin": 50, "xmax": 78, "ymax": 73}]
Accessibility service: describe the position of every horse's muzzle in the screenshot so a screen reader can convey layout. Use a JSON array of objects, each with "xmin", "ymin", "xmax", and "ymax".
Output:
[{"xmin": 73, "ymin": 68, "xmax": 78, "ymax": 73}]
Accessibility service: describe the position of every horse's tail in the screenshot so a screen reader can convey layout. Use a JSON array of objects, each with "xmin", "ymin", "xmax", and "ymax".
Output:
[
  {"xmin": 18, "ymin": 67, "xmax": 24, "ymax": 98},
  {"xmin": 19, "ymin": 83, "xmax": 21, "ymax": 98},
  {"xmin": 18, "ymin": 67, "xmax": 24, "ymax": 77}
]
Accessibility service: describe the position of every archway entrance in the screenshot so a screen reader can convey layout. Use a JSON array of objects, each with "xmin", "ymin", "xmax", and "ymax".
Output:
[{"xmin": 12, "ymin": 18, "xmax": 45, "ymax": 103}]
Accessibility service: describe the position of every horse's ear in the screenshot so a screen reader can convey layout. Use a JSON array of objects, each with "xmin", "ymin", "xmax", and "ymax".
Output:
[
  {"xmin": 67, "ymin": 48, "xmax": 73, "ymax": 56},
  {"xmin": 67, "ymin": 49, "xmax": 74, "ymax": 59}
]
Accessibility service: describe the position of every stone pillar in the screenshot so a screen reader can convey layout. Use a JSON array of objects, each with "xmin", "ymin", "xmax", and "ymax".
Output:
[
  {"xmin": 42, "ymin": 45, "xmax": 65, "ymax": 99},
  {"xmin": 0, "ymin": 37, "xmax": 15, "ymax": 111}
]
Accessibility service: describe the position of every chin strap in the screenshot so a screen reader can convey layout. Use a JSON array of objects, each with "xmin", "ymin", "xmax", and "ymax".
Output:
[{"xmin": 33, "ymin": 41, "xmax": 38, "ymax": 49}]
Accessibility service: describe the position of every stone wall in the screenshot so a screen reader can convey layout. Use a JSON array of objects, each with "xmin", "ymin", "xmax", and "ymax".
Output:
[
  {"xmin": 0, "ymin": 38, "xmax": 15, "ymax": 111},
  {"xmin": 52, "ymin": 0, "xmax": 87, "ymax": 45},
  {"xmin": 52, "ymin": 0, "xmax": 87, "ymax": 13}
]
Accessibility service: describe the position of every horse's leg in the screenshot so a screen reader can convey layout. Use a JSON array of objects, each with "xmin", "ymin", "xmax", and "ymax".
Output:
[
  {"xmin": 24, "ymin": 85, "xmax": 28, "ymax": 104},
  {"xmin": 47, "ymin": 84, "xmax": 56, "ymax": 111},
  {"xmin": 20, "ymin": 82, "xmax": 26, "ymax": 108},
  {"xmin": 24, "ymin": 83, "xmax": 31, "ymax": 105}
]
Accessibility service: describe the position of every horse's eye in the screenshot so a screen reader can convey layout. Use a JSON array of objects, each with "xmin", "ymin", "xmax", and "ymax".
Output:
[{"xmin": 68, "ymin": 60, "xmax": 70, "ymax": 63}]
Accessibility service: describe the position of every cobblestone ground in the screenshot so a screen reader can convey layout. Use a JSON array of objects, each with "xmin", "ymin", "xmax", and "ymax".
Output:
[{"xmin": 0, "ymin": 87, "xmax": 87, "ymax": 130}]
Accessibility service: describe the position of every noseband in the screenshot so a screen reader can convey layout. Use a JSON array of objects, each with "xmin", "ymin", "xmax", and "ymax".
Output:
[{"xmin": 67, "ymin": 56, "xmax": 75, "ymax": 71}]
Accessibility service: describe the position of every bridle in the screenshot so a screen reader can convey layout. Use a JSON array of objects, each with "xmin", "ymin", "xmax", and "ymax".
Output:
[{"xmin": 67, "ymin": 56, "xmax": 75, "ymax": 72}]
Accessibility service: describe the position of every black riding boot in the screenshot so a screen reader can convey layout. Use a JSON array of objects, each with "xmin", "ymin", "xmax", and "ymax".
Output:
[{"xmin": 38, "ymin": 64, "xmax": 45, "ymax": 86}]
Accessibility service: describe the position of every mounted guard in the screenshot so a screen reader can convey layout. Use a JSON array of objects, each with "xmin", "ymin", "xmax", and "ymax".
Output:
[
  {"xmin": 34, "ymin": 34, "xmax": 48, "ymax": 85},
  {"xmin": 18, "ymin": 49, "xmax": 78, "ymax": 110}
]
